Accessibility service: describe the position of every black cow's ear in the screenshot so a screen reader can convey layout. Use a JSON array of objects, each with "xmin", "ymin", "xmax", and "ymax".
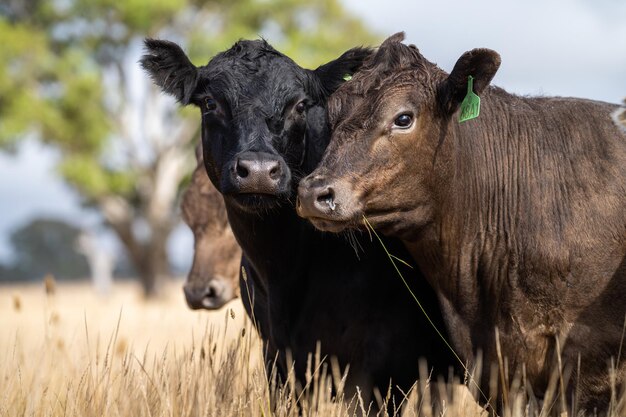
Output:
[
  {"xmin": 140, "ymin": 38, "xmax": 199, "ymax": 105},
  {"xmin": 313, "ymin": 47, "xmax": 374, "ymax": 96},
  {"xmin": 438, "ymin": 48, "xmax": 501, "ymax": 115}
]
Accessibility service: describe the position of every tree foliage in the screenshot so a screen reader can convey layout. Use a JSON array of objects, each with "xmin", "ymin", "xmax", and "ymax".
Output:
[
  {"xmin": 0, "ymin": 217, "xmax": 90, "ymax": 282},
  {"xmin": 0, "ymin": 0, "xmax": 378, "ymax": 295}
]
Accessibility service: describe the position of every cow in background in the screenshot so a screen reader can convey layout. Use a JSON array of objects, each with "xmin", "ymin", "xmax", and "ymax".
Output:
[{"xmin": 181, "ymin": 146, "xmax": 241, "ymax": 310}]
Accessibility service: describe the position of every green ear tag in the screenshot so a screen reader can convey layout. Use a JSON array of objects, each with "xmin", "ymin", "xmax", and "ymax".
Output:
[
  {"xmin": 343, "ymin": 73, "xmax": 353, "ymax": 81},
  {"xmin": 459, "ymin": 75, "xmax": 480, "ymax": 123}
]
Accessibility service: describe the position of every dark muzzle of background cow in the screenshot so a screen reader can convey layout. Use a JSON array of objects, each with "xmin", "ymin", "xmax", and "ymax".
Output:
[
  {"xmin": 183, "ymin": 277, "xmax": 233, "ymax": 310},
  {"xmin": 229, "ymin": 151, "xmax": 289, "ymax": 195}
]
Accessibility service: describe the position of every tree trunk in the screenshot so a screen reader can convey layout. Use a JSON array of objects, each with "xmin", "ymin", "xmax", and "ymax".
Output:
[
  {"xmin": 134, "ymin": 242, "xmax": 170, "ymax": 298},
  {"xmin": 116, "ymin": 227, "xmax": 172, "ymax": 298},
  {"xmin": 138, "ymin": 225, "xmax": 172, "ymax": 298},
  {"xmin": 95, "ymin": 89, "xmax": 192, "ymax": 298},
  {"xmin": 100, "ymin": 195, "xmax": 174, "ymax": 298}
]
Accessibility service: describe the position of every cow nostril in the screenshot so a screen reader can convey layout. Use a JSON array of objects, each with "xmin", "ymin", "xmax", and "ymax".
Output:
[
  {"xmin": 269, "ymin": 163, "xmax": 280, "ymax": 179},
  {"xmin": 316, "ymin": 187, "xmax": 336, "ymax": 210},
  {"xmin": 236, "ymin": 160, "xmax": 249, "ymax": 178},
  {"xmin": 205, "ymin": 285, "xmax": 217, "ymax": 299}
]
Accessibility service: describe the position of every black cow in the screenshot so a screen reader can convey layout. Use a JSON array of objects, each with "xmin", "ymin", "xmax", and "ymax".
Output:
[{"xmin": 142, "ymin": 38, "xmax": 459, "ymax": 411}]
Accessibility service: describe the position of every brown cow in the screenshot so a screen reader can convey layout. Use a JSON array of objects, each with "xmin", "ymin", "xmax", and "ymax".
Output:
[
  {"xmin": 298, "ymin": 33, "xmax": 626, "ymax": 414},
  {"xmin": 181, "ymin": 147, "xmax": 241, "ymax": 310}
]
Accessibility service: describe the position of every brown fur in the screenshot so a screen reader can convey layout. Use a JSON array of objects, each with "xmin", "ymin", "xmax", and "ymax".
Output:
[
  {"xmin": 298, "ymin": 33, "xmax": 626, "ymax": 414},
  {"xmin": 180, "ymin": 148, "xmax": 242, "ymax": 310}
]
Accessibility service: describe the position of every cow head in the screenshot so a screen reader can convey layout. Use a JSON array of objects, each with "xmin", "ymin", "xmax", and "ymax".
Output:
[
  {"xmin": 180, "ymin": 147, "xmax": 242, "ymax": 310},
  {"xmin": 297, "ymin": 33, "xmax": 500, "ymax": 238},
  {"xmin": 142, "ymin": 39, "xmax": 372, "ymax": 212}
]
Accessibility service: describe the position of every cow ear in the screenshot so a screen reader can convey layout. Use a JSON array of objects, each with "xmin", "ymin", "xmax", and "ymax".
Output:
[
  {"xmin": 438, "ymin": 48, "xmax": 501, "ymax": 115},
  {"xmin": 312, "ymin": 47, "xmax": 374, "ymax": 96},
  {"xmin": 140, "ymin": 38, "xmax": 199, "ymax": 105}
]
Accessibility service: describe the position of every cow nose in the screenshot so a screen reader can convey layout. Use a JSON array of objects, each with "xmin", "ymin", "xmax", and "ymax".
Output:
[
  {"xmin": 236, "ymin": 158, "xmax": 281, "ymax": 179},
  {"xmin": 297, "ymin": 176, "xmax": 336, "ymax": 218},
  {"xmin": 183, "ymin": 280, "xmax": 226, "ymax": 310},
  {"xmin": 233, "ymin": 152, "xmax": 284, "ymax": 194}
]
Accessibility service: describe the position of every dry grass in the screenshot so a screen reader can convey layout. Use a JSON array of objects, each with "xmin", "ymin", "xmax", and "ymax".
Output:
[
  {"xmin": 0, "ymin": 281, "xmax": 264, "ymax": 417},
  {"xmin": 0, "ymin": 281, "xmax": 623, "ymax": 417}
]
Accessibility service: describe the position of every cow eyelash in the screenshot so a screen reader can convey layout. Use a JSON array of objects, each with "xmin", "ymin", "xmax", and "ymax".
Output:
[
  {"xmin": 295, "ymin": 100, "xmax": 306, "ymax": 114},
  {"xmin": 204, "ymin": 97, "xmax": 218, "ymax": 111}
]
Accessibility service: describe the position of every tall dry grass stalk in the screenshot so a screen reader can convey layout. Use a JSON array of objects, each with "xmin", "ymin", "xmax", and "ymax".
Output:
[{"xmin": 0, "ymin": 282, "xmax": 624, "ymax": 416}]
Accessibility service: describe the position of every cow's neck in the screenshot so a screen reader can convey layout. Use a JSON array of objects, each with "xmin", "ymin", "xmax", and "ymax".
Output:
[
  {"xmin": 397, "ymin": 94, "xmax": 531, "ymax": 362},
  {"xmin": 411, "ymin": 91, "xmax": 562, "ymax": 310},
  {"xmin": 224, "ymin": 202, "xmax": 304, "ymax": 280},
  {"xmin": 426, "ymin": 90, "xmax": 619, "ymax": 307},
  {"xmin": 225, "ymin": 199, "xmax": 309, "ymax": 334}
]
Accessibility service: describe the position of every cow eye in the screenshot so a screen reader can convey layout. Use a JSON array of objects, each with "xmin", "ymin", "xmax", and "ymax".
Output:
[
  {"xmin": 393, "ymin": 113, "xmax": 413, "ymax": 128},
  {"xmin": 295, "ymin": 101, "xmax": 306, "ymax": 114},
  {"xmin": 204, "ymin": 97, "xmax": 217, "ymax": 111}
]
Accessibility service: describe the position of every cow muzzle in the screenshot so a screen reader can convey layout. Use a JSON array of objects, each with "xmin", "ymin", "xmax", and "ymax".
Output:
[
  {"xmin": 296, "ymin": 175, "xmax": 360, "ymax": 232},
  {"xmin": 230, "ymin": 151, "xmax": 289, "ymax": 195},
  {"xmin": 183, "ymin": 277, "xmax": 235, "ymax": 310}
]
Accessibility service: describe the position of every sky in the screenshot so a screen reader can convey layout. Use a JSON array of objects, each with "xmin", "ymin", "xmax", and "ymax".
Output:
[
  {"xmin": 0, "ymin": 0, "xmax": 624, "ymax": 271},
  {"xmin": 342, "ymin": 0, "xmax": 626, "ymax": 104}
]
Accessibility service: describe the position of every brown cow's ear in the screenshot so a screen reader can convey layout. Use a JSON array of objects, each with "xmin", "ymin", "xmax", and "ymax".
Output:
[
  {"xmin": 438, "ymin": 48, "xmax": 501, "ymax": 115},
  {"xmin": 312, "ymin": 46, "xmax": 374, "ymax": 97},
  {"xmin": 140, "ymin": 38, "xmax": 199, "ymax": 105}
]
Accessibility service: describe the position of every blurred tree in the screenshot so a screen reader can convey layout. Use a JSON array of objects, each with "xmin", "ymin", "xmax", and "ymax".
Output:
[
  {"xmin": 0, "ymin": 264, "xmax": 15, "ymax": 282},
  {"xmin": 0, "ymin": 0, "xmax": 378, "ymax": 296},
  {"xmin": 0, "ymin": 218, "xmax": 90, "ymax": 282}
]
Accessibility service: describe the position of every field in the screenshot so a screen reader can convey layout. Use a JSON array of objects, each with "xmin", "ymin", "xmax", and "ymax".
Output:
[{"xmin": 0, "ymin": 281, "xmax": 622, "ymax": 416}]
